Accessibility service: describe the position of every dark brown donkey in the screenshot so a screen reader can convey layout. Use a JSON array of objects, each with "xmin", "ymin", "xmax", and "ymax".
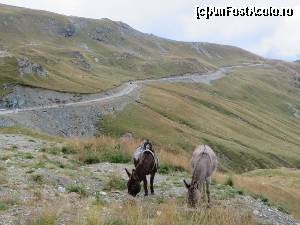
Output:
[{"xmin": 125, "ymin": 141, "xmax": 157, "ymax": 196}]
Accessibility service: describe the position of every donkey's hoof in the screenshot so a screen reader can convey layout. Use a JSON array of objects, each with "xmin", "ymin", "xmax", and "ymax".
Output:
[
  {"xmin": 151, "ymin": 191, "xmax": 155, "ymax": 195},
  {"xmin": 144, "ymin": 193, "xmax": 148, "ymax": 196}
]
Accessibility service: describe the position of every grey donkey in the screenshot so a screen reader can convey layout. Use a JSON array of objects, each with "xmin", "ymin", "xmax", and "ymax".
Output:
[{"xmin": 184, "ymin": 145, "xmax": 218, "ymax": 207}]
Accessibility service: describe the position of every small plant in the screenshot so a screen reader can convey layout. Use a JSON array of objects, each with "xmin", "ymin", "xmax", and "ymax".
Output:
[
  {"xmin": 104, "ymin": 175, "xmax": 126, "ymax": 191},
  {"xmin": 31, "ymin": 174, "xmax": 43, "ymax": 184},
  {"xmin": 224, "ymin": 175, "xmax": 234, "ymax": 187},
  {"xmin": 67, "ymin": 184, "xmax": 87, "ymax": 196},
  {"xmin": 62, "ymin": 145, "xmax": 76, "ymax": 154},
  {"xmin": 83, "ymin": 152, "xmax": 101, "ymax": 164},
  {"xmin": 237, "ymin": 189, "xmax": 244, "ymax": 195},
  {"xmin": 0, "ymin": 165, "xmax": 6, "ymax": 171},
  {"xmin": 0, "ymin": 202, "xmax": 8, "ymax": 211},
  {"xmin": 278, "ymin": 206, "xmax": 290, "ymax": 214},
  {"xmin": 47, "ymin": 147, "xmax": 62, "ymax": 155},
  {"xmin": 24, "ymin": 153, "xmax": 34, "ymax": 159}
]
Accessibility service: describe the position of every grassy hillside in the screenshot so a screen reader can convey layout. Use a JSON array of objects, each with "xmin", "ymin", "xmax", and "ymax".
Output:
[
  {"xmin": 0, "ymin": 3, "xmax": 262, "ymax": 94},
  {"xmin": 100, "ymin": 65, "xmax": 300, "ymax": 172}
]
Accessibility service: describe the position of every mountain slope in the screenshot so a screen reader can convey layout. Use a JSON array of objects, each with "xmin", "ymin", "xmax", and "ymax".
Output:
[
  {"xmin": 101, "ymin": 65, "xmax": 300, "ymax": 172},
  {"xmin": 0, "ymin": 3, "xmax": 262, "ymax": 94}
]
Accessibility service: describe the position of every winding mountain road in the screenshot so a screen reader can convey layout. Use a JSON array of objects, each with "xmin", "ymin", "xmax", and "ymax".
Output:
[{"xmin": 0, "ymin": 63, "xmax": 264, "ymax": 116}]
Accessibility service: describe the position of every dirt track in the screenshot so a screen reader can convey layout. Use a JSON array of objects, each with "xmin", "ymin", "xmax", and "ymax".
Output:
[{"xmin": 0, "ymin": 64, "xmax": 266, "ymax": 136}]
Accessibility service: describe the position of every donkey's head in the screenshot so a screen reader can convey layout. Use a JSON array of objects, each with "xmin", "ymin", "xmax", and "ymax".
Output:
[
  {"xmin": 125, "ymin": 168, "xmax": 141, "ymax": 196},
  {"xmin": 184, "ymin": 180, "xmax": 200, "ymax": 207}
]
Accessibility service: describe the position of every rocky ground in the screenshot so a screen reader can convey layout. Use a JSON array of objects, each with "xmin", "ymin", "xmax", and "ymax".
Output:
[{"xmin": 0, "ymin": 133, "xmax": 299, "ymax": 225}]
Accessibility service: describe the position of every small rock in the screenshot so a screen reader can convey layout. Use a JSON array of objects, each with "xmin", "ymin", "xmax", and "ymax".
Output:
[
  {"xmin": 99, "ymin": 191, "xmax": 107, "ymax": 196},
  {"xmin": 58, "ymin": 186, "xmax": 66, "ymax": 193}
]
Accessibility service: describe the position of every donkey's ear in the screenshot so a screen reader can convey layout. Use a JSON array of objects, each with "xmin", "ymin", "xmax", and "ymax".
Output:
[
  {"xmin": 125, "ymin": 168, "xmax": 131, "ymax": 177},
  {"xmin": 132, "ymin": 169, "xmax": 138, "ymax": 179},
  {"xmin": 183, "ymin": 179, "xmax": 191, "ymax": 189}
]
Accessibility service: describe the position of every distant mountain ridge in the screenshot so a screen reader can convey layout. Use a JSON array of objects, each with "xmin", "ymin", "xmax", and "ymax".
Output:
[{"xmin": 0, "ymin": 3, "xmax": 263, "ymax": 94}]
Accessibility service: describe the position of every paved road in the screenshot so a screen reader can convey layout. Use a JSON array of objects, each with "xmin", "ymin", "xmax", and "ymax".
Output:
[{"xmin": 0, "ymin": 63, "xmax": 265, "ymax": 115}]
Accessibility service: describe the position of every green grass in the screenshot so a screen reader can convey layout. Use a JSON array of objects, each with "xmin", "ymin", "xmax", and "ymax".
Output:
[
  {"xmin": 67, "ymin": 184, "xmax": 87, "ymax": 196},
  {"xmin": 159, "ymin": 164, "xmax": 186, "ymax": 174},
  {"xmin": 100, "ymin": 66, "xmax": 300, "ymax": 172},
  {"xmin": 104, "ymin": 175, "xmax": 127, "ymax": 191},
  {"xmin": 0, "ymin": 202, "xmax": 8, "ymax": 211}
]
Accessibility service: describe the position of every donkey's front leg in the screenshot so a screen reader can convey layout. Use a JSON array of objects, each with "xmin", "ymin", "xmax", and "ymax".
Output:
[
  {"xmin": 143, "ymin": 176, "xmax": 148, "ymax": 196},
  {"xmin": 150, "ymin": 173, "xmax": 155, "ymax": 195}
]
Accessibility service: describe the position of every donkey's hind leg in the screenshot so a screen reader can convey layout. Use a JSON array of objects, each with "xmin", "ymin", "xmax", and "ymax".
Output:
[
  {"xmin": 206, "ymin": 178, "xmax": 211, "ymax": 207},
  {"xmin": 201, "ymin": 183, "xmax": 206, "ymax": 201},
  {"xmin": 143, "ymin": 176, "xmax": 148, "ymax": 196},
  {"xmin": 150, "ymin": 172, "xmax": 155, "ymax": 195}
]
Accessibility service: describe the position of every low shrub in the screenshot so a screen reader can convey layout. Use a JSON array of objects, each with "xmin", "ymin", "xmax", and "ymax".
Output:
[{"xmin": 67, "ymin": 184, "xmax": 87, "ymax": 196}]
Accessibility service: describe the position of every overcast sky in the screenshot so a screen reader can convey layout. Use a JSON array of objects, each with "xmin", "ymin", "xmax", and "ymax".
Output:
[{"xmin": 0, "ymin": 0, "xmax": 299, "ymax": 61}]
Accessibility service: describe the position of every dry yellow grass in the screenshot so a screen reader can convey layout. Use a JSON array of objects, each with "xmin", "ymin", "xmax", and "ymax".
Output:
[
  {"xmin": 67, "ymin": 135, "xmax": 191, "ymax": 171},
  {"xmin": 84, "ymin": 199, "xmax": 256, "ymax": 225},
  {"xmin": 215, "ymin": 168, "xmax": 300, "ymax": 219}
]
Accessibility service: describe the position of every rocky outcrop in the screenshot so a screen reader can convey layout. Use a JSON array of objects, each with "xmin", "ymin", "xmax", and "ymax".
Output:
[
  {"xmin": 64, "ymin": 51, "xmax": 91, "ymax": 71},
  {"xmin": 91, "ymin": 27, "xmax": 113, "ymax": 42},
  {"xmin": 17, "ymin": 57, "xmax": 48, "ymax": 77},
  {"xmin": 58, "ymin": 24, "xmax": 76, "ymax": 37}
]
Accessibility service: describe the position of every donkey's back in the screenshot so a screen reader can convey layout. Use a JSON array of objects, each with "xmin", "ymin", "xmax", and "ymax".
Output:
[{"xmin": 191, "ymin": 145, "xmax": 218, "ymax": 174}]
